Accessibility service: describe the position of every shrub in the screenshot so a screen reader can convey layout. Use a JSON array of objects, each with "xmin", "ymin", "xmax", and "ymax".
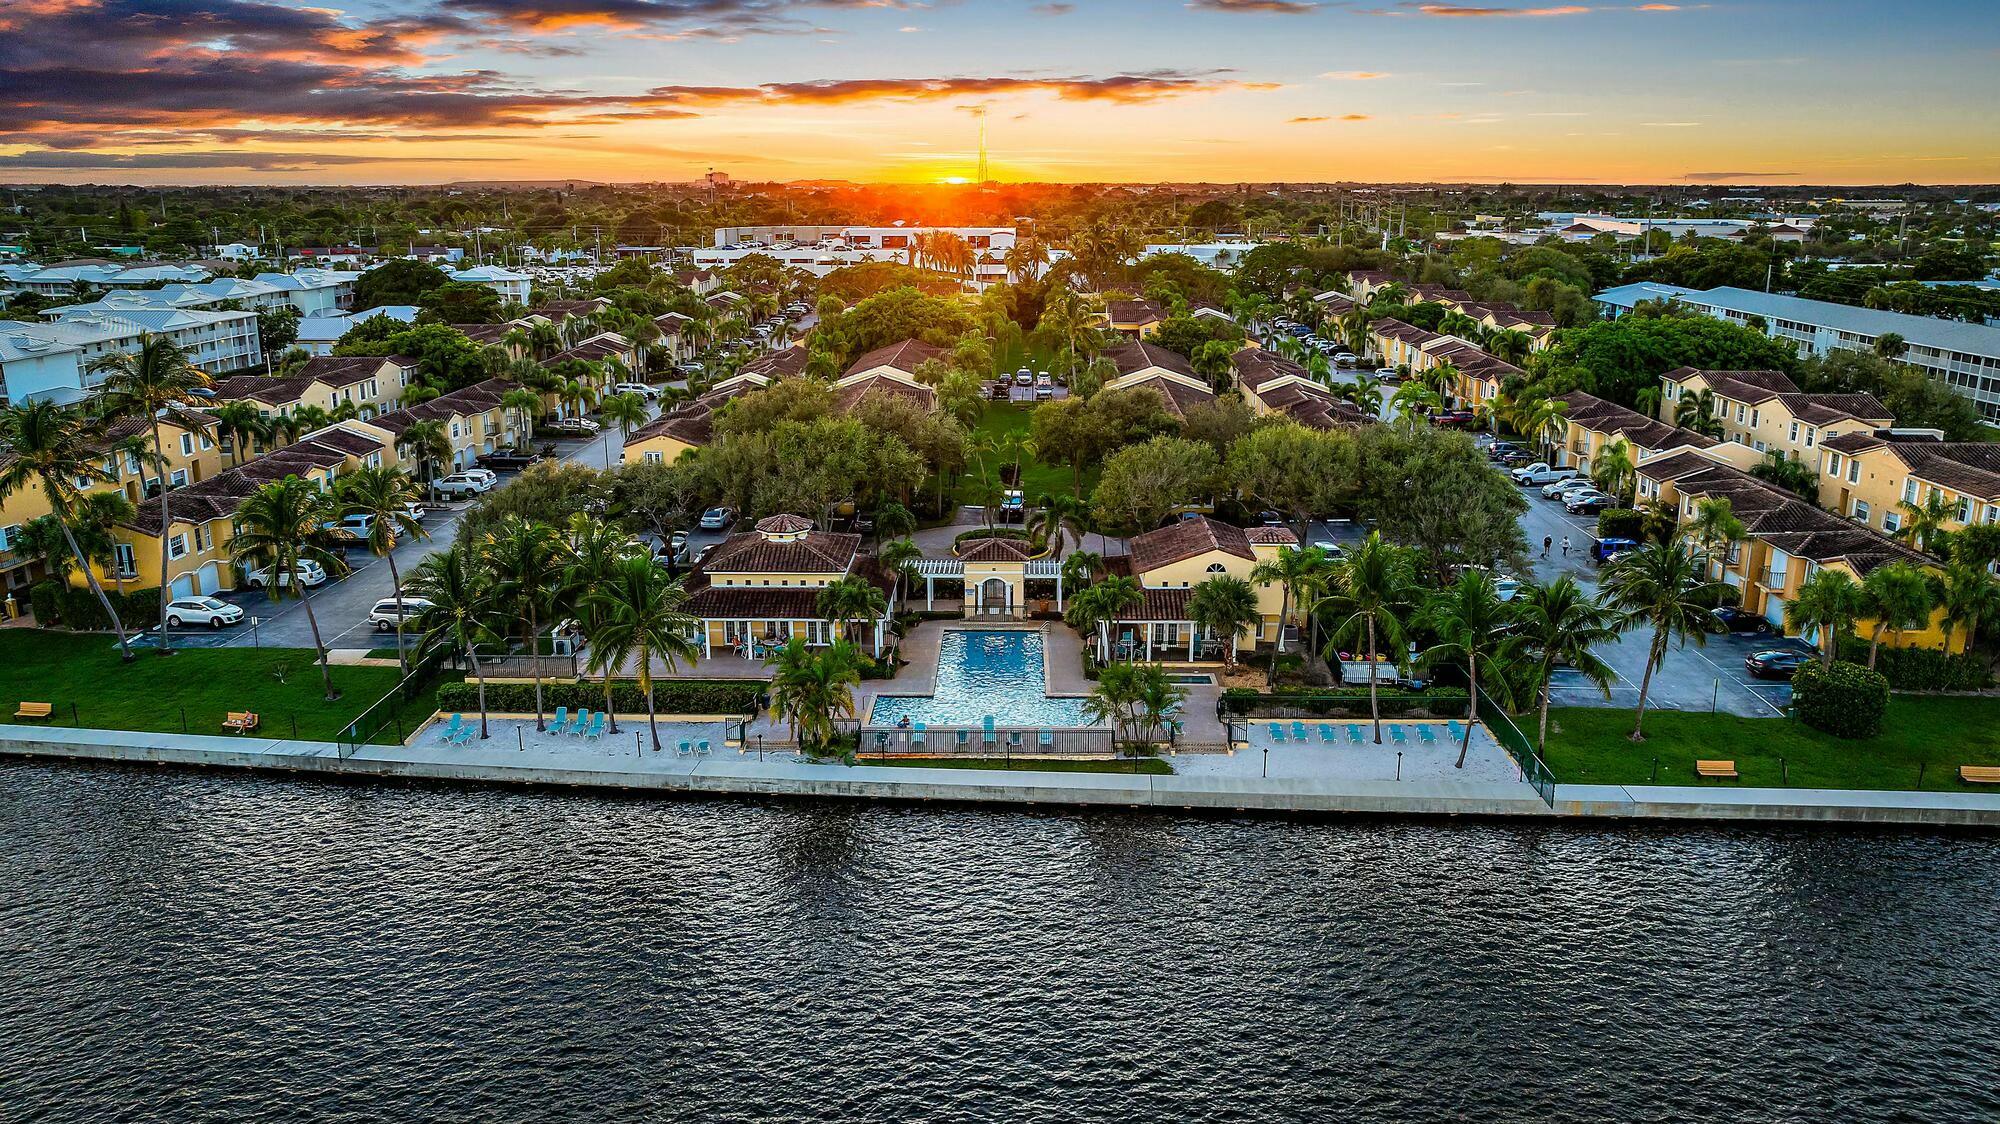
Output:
[
  {"xmin": 1834, "ymin": 638, "xmax": 1991, "ymax": 691},
  {"xmin": 29, "ymin": 580, "xmax": 161, "ymax": 631},
  {"xmin": 1595, "ymin": 508, "xmax": 1645, "ymax": 542},
  {"xmin": 1792, "ymin": 659, "xmax": 1889, "ymax": 739},
  {"xmin": 436, "ymin": 679, "xmax": 762, "ymax": 716}
]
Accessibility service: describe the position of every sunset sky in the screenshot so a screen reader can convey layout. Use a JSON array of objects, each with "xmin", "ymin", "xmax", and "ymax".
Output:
[{"xmin": 1, "ymin": 0, "xmax": 1996, "ymax": 185}]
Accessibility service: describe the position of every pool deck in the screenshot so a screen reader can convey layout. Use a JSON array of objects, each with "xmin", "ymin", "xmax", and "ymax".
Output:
[{"xmin": 9, "ymin": 721, "xmax": 2000, "ymax": 828}]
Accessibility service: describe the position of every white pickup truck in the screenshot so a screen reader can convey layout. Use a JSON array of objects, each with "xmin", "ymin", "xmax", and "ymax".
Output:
[{"xmin": 1510, "ymin": 462, "xmax": 1578, "ymax": 486}]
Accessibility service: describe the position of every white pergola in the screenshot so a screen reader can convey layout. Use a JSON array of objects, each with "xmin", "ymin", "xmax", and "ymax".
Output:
[{"xmin": 910, "ymin": 556, "xmax": 1070, "ymax": 612}]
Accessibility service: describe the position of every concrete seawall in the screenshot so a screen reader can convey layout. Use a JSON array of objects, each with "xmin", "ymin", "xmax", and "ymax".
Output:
[{"xmin": 6, "ymin": 725, "xmax": 2000, "ymax": 828}]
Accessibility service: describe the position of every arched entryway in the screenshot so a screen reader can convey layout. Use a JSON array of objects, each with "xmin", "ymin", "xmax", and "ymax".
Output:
[{"xmin": 977, "ymin": 577, "xmax": 1012, "ymax": 616}]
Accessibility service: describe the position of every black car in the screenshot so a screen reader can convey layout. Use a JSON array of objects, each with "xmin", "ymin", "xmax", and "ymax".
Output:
[
  {"xmin": 1744, "ymin": 649, "xmax": 1811, "ymax": 680},
  {"xmin": 1565, "ymin": 493, "xmax": 1615, "ymax": 515},
  {"xmin": 1712, "ymin": 607, "xmax": 1769, "ymax": 635}
]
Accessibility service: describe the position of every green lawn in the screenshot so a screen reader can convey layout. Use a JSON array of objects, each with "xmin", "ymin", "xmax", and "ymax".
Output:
[
  {"xmin": 953, "ymin": 405, "xmax": 1096, "ymax": 509},
  {"xmin": 0, "ymin": 630, "xmax": 437, "ymax": 745},
  {"xmin": 858, "ymin": 755, "xmax": 1173, "ymax": 775},
  {"xmin": 1539, "ymin": 698, "xmax": 2000, "ymax": 792}
]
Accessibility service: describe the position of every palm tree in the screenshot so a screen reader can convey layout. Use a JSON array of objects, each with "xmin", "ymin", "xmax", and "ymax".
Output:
[
  {"xmin": 765, "ymin": 637, "xmax": 862, "ymax": 751},
  {"xmin": 1674, "ymin": 389, "xmax": 1723, "ymax": 436},
  {"xmin": 1030, "ymin": 493, "xmax": 1092, "ymax": 554},
  {"xmin": 1599, "ymin": 542, "xmax": 1727, "ymax": 741},
  {"xmin": 558, "ymin": 377, "xmax": 599, "ymax": 421},
  {"xmin": 395, "ymin": 419, "xmax": 453, "ymax": 493},
  {"xmin": 1520, "ymin": 396, "xmax": 1570, "ymax": 462},
  {"xmin": 597, "ymin": 391, "xmax": 649, "ymax": 469},
  {"xmin": 1316, "ymin": 532, "xmax": 1412, "ymax": 744},
  {"xmin": 229, "ymin": 477, "xmax": 348, "ymax": 700},
  {"xmin": 1937, "ymin": 562, "xmax": 2000, "ymax": 654},
  {"xmin": 1389, "ymin": 381, "xmax": 1442, "ymax": 426},
  {"xmin": 528, "ymin": 319, "xmax": 562, "ymax": 360},
  {"xmin": 1893, "ymin": 492, "xmax": 1954, "ymax": 555},
  {"xmin": 500, "ymin": 387, "xmax": 543, "ymax": 450},
  {"xmin": 1420, "ymin": 569, "xmax": 1522, "ymax": 767},
  {"xmin": 815, "ymin": 575, "xmax": 888, "ymax": 649},
  {"xmin": 0, "ymin": 402, "xmax": 135, "ymax": 658},
  {"xmin": 335, "ymin": 466, "xmax": 428, "ymax": 675},
  {"xmin": 1786, "ymin": 568, "xmax": 1864, "ymax": 667},
  {"xmin": 1685, "ymin": 497, "xmax": 1746, "ymax": 571},
  {"xmin": 1590, "ymin": 438, "xmax": 1637, "ymax": 505},
  {"xmin": 1187, "ymin": 575, "xmax": 1259, "ymax": 669},
  {"xmin": 877, "ymin": 537, "xmax": 924, "ymax": 613},
  {"xmin": 1859, "ymin": 562, "xmax": 1939, "ymax": 668},
  {"xmin": 1066, "ymin": 574, "xmax": 1142, "ymax": 656},
  {"xmin": 1249, "ymin": 545, "xmax": 1333, "ymax": 686},
  {"xmin": 1487, "ymin": 329, "xmax": 1531, "ymax": 366},
  {"xmin": 89, "ymin": 335, "xmax": 211, "ymax": 653},
  {"xmin": 1515, "ymin": 576, "xmax": 1618, "ymax": 751},
  {"xmin": 409, "ymin": 543, "xmax": 502, "ymax": 740},
  {"xmin": 563, "ymin": 514, "xmax": 641, "ymax": 733},
  {"xmin": 212, "ymin": 401, "xmax": 268, "ymax": 467},
  {"xmin": 583, "ymin": 555, "xmax": 699, "ymax": 753},
  {"xmin": 482, "ymin": 516, "xmax": 564, "ymax": 730}
]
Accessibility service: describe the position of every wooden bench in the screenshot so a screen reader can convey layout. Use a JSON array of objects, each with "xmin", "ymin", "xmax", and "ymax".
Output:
[
  {"xmin": 222, "ymin": 711, "xmax": 260, "ymax": 734},
  {"xmin": 1960, "ymin": 766, "xmax": 2000, "ymax": 785},
  {"xmin": 13, "ymin": 702, "xmax": 52, "ymax": 721},
  {"xmin": 1695, "ymin": 759, "xmax": 1739, "ymax": 779}
]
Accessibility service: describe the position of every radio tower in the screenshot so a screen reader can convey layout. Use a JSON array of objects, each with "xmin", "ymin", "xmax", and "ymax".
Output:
[{"xmin": 976, "ymin": 108, "xmax": 989, "ymax": 185}]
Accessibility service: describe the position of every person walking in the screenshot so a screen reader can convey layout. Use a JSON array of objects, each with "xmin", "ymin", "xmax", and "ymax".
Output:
[
  {"xmin": 1542, "ymin": 535, "xmax": 1552, "ymax": 559},
  {"xmin": 1561, "ymin": 535, "xmax": 1571, "ymax": 558}
]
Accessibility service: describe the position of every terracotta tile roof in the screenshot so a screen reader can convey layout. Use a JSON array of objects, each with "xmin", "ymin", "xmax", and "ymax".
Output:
[
  {"xmin": 367, "ymin": 378, "xmax": 516, "ymax": 438},
  {"xmin": 1664, "ymin": 367, "xmax": 1799, "ymax": 400},
  {"xmin": 1106, "ymin": 299, "xmax": 1166, "ymax": 326},
  {"xmin": 1231, "ymin": 348, "xmax": 1307, "ymax": 392},
  {"xmin": 1370, "ymin": 317, "xmax": 1441, "ymax": 346},
  {"xmin": 549, "ymin": 334, "xmax": 632, "ymax": 364},
  {"xmin": 756, "ymin": 514, "xmax": 814, "ymax": 534},
  {"xmin": 1347, "ymin": 270, "xmax": 1398, "ymax": 285},
  {"xmin": 1819, "ymin": 431, "xmax": 1886, "ymax": 455},
  {"xmin": 1555, "ymin": 390, "xmax": 1717, "ymax": 452},
  {"xmin": 297, "ymin": 356, "xmax": 409, "ymax": 387},
  {"xmin": 1773, "ymin": 392, "xmax": 1891, "ymax": 426},
  {"xmin": 742, "ymin": 344, "xmax": 811, "ymax": 378},
  {"xmin": 1105, "ymin": 340, "xmax": 1197, "ymax": 380},
  {"xmin": 122, "ymin": 433, "xmax": 373, "ymax": 536},
  {"xmin": 1246, "ymin": 526, "xmax": 1299, "ymax": 545},
  {"xmin": 696, "ymin": 528, "xmax": 860, "ymax": 575},
  {"xmin": 206, "ymin": 373, "xmax": 321, "ymax": 406},
  {"xmin": 531, "ymin": 300, "xmax": 607, "ymax": 320},
  {"xmin": 1112, "ymin": 587, "xmax": 1195, "ymax": 622},
  {"xmin": 844, "ymin": 338, "xmax": 944, "ymax": 378},
  {"xmin": 453, "ymin": 323, "xmax": 514, "ymax": 345},
  {"xmin": 1128, "ymin": 515, "xmax": 1254, "ymax": 573},
  {"xmin": 957, "ymin": 537, "xmax": 1036, "ymax": 563},
  {"xmin": 1895, "ymin": 443, "xmax": 2000, "ymax": 499},
  {"xmin": 835, "ymin": 375, "xmax": 937, "ymax": 413},
  {"xmin": 683, "ymin": 579, "xmax": 826, "ymax": 621}
]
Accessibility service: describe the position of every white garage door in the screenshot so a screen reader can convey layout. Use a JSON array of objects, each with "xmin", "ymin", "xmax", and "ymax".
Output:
[{"xmin": 169, "ymin": 572, "xmax": 196, "ymax": 599}]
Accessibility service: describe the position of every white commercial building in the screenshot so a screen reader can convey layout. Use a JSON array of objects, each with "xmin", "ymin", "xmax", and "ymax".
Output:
[
  {"xmin": 445, "ymin": 265, "xmax": 531, "ymax": 304},
  {"xmin": 0, "ymin": 261, "xmax": 213, "ymax": 296},
  {"xmin": 1595, "ymin": 282, "xmax": 2000, "ymax": 423},
  {"xmin": 700, "ymin": 225, "xmax": 1030, "ymax": 288}
]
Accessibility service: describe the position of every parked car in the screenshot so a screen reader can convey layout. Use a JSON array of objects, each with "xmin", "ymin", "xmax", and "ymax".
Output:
[
  {"xmin": 476, "ymin": 451, "xmax": 541, "ymax": 472},
  {"xmin": 1745, "ymin": 648, "xmax": 1812, "ymax": 680},
  {"xmin": 1432, "ymin": 410, "xmax": 1478, "ymax": 428},
  {"xmin": 999, "ymin": 490, "xmax": 1026, "ymax": 523},
  {"xmin": 244, "ymin": 559, "xmax": 327, "ymax": 590},
  {"xmin": 1591, "ymin": 537, "xmax": 1639, "ymax": 565},
  {"xmin": 432, "ymin": 473, "xmax": 487, "ymax": 499},
  {"xmin": 1486, "ymin": 441, "xmax": 1523, "ymax": 461},
  {"xmin": 165, "ymin": 596, "xmax": 243, "ymax": 629},
  {"xmin": 368, "ymin": 597, "xmax": 436, "ymax": 632},
  {"xmin": 1564, "ymin": 491, "xmax": 1616, "ymax": 515},
  {"xmin": 323, "ymin": 513, "xmax": 375, "ymax": 542},
  {"xmin": 1712, "ymin": 606, "xmax": 1770, "ymax": 634},
  {"xmin": 676, "ymin": 361, "xmax": 703, "ymax": 376},
  {"xmin": 1493, "ymin": 576, "xmax": 1521, "ymax": 602},
  {"xmin": 1259, "ymin": 510, "xmax": 1286, "ymax": 526},
  {"xmin": 668, "ymin": 530, "xmax": 690, "ymax": 554},
  {"xmin": 1544, "ymin": 476, "xmax": 1599, "ymax": 500},
  {"xmin": 698, "ymin": 506, "xmax": 736, "ymax": 530},
  {"xmin": 1511, "ymin": 463, "xmax": 1577, "ymax": 486},
  {"xmin": 613, "ymin": 382, "xmax": 660, "ymax": 400}
]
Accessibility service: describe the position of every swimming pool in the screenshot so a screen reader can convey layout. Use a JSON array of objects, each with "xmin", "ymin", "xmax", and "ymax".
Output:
[{"xmin": 867, "ymin": 629, "xmax": 1096, "ymax": 728}]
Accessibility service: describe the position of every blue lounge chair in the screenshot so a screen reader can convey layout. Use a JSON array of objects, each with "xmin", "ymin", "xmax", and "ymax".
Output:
[
  {"xmin": 1390, "ymin": 725, "xmax": 1407, "ymax": 745},
  {"xmin": 1291, "ymin": 721, "xmax": 1308, "ymax": 741},
  {"xmin": 911, "ymin": 722, "xmax": 927, "ymax": 748},
  {"xmin": 1446, "ymin": 720, "xmax": 1466, "ymax": 742},
  {"xmin": 1268, "ymin": 723, "xmax": 1286, "ymax": 742},
  {"xmin": 1038, "ymin": 730, "xmax": 1054, "ymax": 749},
  {"xmin": 677, "ymin": 740, "xmax": 692, "ymax": 757},
  {"xmin": 564, "ymin": 709, "xmax": 589, "ymax": 736},
  {"xmin": 956, "ymin": 729, "xmax": 971, "ymax": 749},
  {"xmin": 437, "ymin": 714, "xmax": 464, "ymax": 743},
  {"xmin": 1346, "ymin": 724, "xmax": 1363, "ymax": 744},
  {"xmin": 549, "ymin": 706, "xmax": 568, "ymax": 734},
  {"xmin": 1417, "ymin": 725, "xmax": 1436, "ymax": 745},
  {"xmin": 982, "ymin": 715, "xmax": 997, "ymax": 746},
  {"xmin": 1008, "ymin": 730, "xmax": 1023, "ymax": 750},
  {"xmin": 1318, "ymin": 724, "xmax": 1337, "ymax": 742},
  {"xmin": 448, "ymin": 721, "xmax": 476, "ymax": 746},
  {"xmin": 582, "ymin": 714, "xmax": 605, "ymax": 740},
  {"xmin": 696, "ymin": 739, "xmax": 711, "ymax": 756}
]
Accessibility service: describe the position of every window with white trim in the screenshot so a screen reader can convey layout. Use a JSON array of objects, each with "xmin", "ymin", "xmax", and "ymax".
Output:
[
  {"xmin": 168, "ymin": 533, "xmax": 188, "ymax": 560},
  {"xmin": 1903, "ymin": 479, "xmax": 1918, "ymax": 504}
]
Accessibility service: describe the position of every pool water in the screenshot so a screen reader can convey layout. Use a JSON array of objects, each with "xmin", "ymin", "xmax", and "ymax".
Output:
[{"xmin": 868, "ymin": 629, "xmax": 1095, "ymax": 728}]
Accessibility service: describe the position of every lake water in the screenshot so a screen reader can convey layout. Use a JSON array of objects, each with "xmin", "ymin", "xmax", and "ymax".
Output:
[{"xmin": 3, "ymin": 758, "xmax": 1997, "ymax": 1123}]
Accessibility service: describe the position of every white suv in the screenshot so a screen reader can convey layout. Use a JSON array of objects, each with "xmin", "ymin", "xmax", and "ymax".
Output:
[
  {"xmin": 165, "ymin": 596, "xmax": 243, "ymax": 628},
  {"xmin": 613, "ymin": 382, "xmax": 659, "ymax": 400},
  {"xmin": 432, "ymin": 472, "xmax": 489, "ymax": 499},
  {"xmin": 368, "ymin": 597, "xmax": 435, "ymax": 632},
  {"xmin": 244, "ymin": 559, "xmax": 327, "ymax": 590}
]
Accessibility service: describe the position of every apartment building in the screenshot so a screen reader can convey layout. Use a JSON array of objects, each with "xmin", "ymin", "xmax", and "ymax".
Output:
[
  {"xmin": 1635, "ymin": 447, "xmax": 1956, "ymax": 651},
  {"xmin": 207, "ymin": 356, "xmax": 416, "ymax": 431},
  {"xmin": 1231, "ymin": 349, "xmax": 1372, "ymax": 430},
  {"xmin": 1094, "ymin": 515, "xmax": 1298, "ymax": 663},
  {"xmin": 0, "ymin": 261, "xmax": 211, "ymax": 296},
  {"xmin": 447, "ymin": 265, "xmax": 531, "ymax": 305},
  {"xmin": 1657, "ymin": 367, "xmax": 1891, "ymax": 461},
  {"xmin": 1819, "ymin": 431, "xmax": 2000, "ymax": 537},
  {"xmin": 1553, "ymin": 390, "xmax": 1717, "ymax": 475},
  {"xmin": 1104, "ymin": 300, "xmax": 1167, "ymax": 339},
  {"xmin": 682, "ymin": 514, "xmax": 894, "ymax": 659},
  {"xmin": 0, "ymin": 309, "xmax": 261, "ymax": 406},
  {"xmin": 364, "ymin": 378, "xmax": 528, "ymax": 472},
  {"xmin": 1598, "ymin": 283, "xmax": 2000, "ymax": 423},
  {"xmin": 1100, "ymin": 341, "xmax": 1215, "ymax": 419}
]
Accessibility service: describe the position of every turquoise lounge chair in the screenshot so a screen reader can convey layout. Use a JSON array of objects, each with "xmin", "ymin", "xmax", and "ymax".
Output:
[
  {"xmin": 582, "ymin": 713, "xmax": 605, "ymax": 740},
  {"xmin": 448, "ymin": 721, "xmax": 475, "ymax": 746},
  {"xmin": 437, "ymin": 714, "xmax": 464, "ymax": 743},
  {"xmin": 1038, "ymin": 730, "xmax": 1054, "ymax": 749},
  {"xmin": 1291, "ymin": 721, "xmax": 1308, "ymax": 741},
  {"xmin": 564, "ymin": 709, "xmax": 589, "ymax": 736},
  {"xmin": 1268, "ymin": 723, "xmax": 1286, "ymax": 742},
  {"xmin": 1318, "ymin": 724, "xmax": 1337, "ymax": 742},
  {"xmin": 1346, "ymin": 724, "xmax": 1363, "ymax": 744},
  {"xmin": 549, "ymin": 706, "xmax": 568, "ymax": 734},
  {"xmin": 677, "ymin": 740, "xmax": 692, "ymax": 757},
  {"xmin": 1417, "ymin": 725, "xmax": 1436, "ymax": 745},
  {"xmin": 1008, "ymin": 730, "xmax": 1023, "ymax": 750},
  {"xmin": 1446, "ymin": 720, "xmax": 1466, "ymax": 742},
  {"xmin": 956, "ymin": 729, "xmax": 971, "ymax": 749},
  {"xmin": 982, "ymin": 715, "xmax": 997, "ymax": 746},
  {"xmin": 912, "ymin": 722, "xmax": 927, "ymax": 748},
  {"xmin": 696, "ymin": 739, "xmax": 711, "ymax": 756},
  {"xmin": 1390, "ymin": 725, "xmax": 1407, "ymax": 745}
]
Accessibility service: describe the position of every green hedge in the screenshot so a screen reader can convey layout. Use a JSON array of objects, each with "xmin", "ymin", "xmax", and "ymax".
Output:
[
  {"xmin": 1595, "ymin": 508, "xmax": 1645, "ymax": 542},
  {"xmin": 436, "ymin": 679, "xmax": 762, "ymax": 716},
  {"xmin": 28, "ymin": 580, "xmax": 161, "ymax": 631},
  {"xmin": 1834, "ymin": 638, "xmax": 1991, "ymax": 691},
  {"xmin": 1793, "ymin": 660, "xmax": 1889, "ymax": 739}
]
